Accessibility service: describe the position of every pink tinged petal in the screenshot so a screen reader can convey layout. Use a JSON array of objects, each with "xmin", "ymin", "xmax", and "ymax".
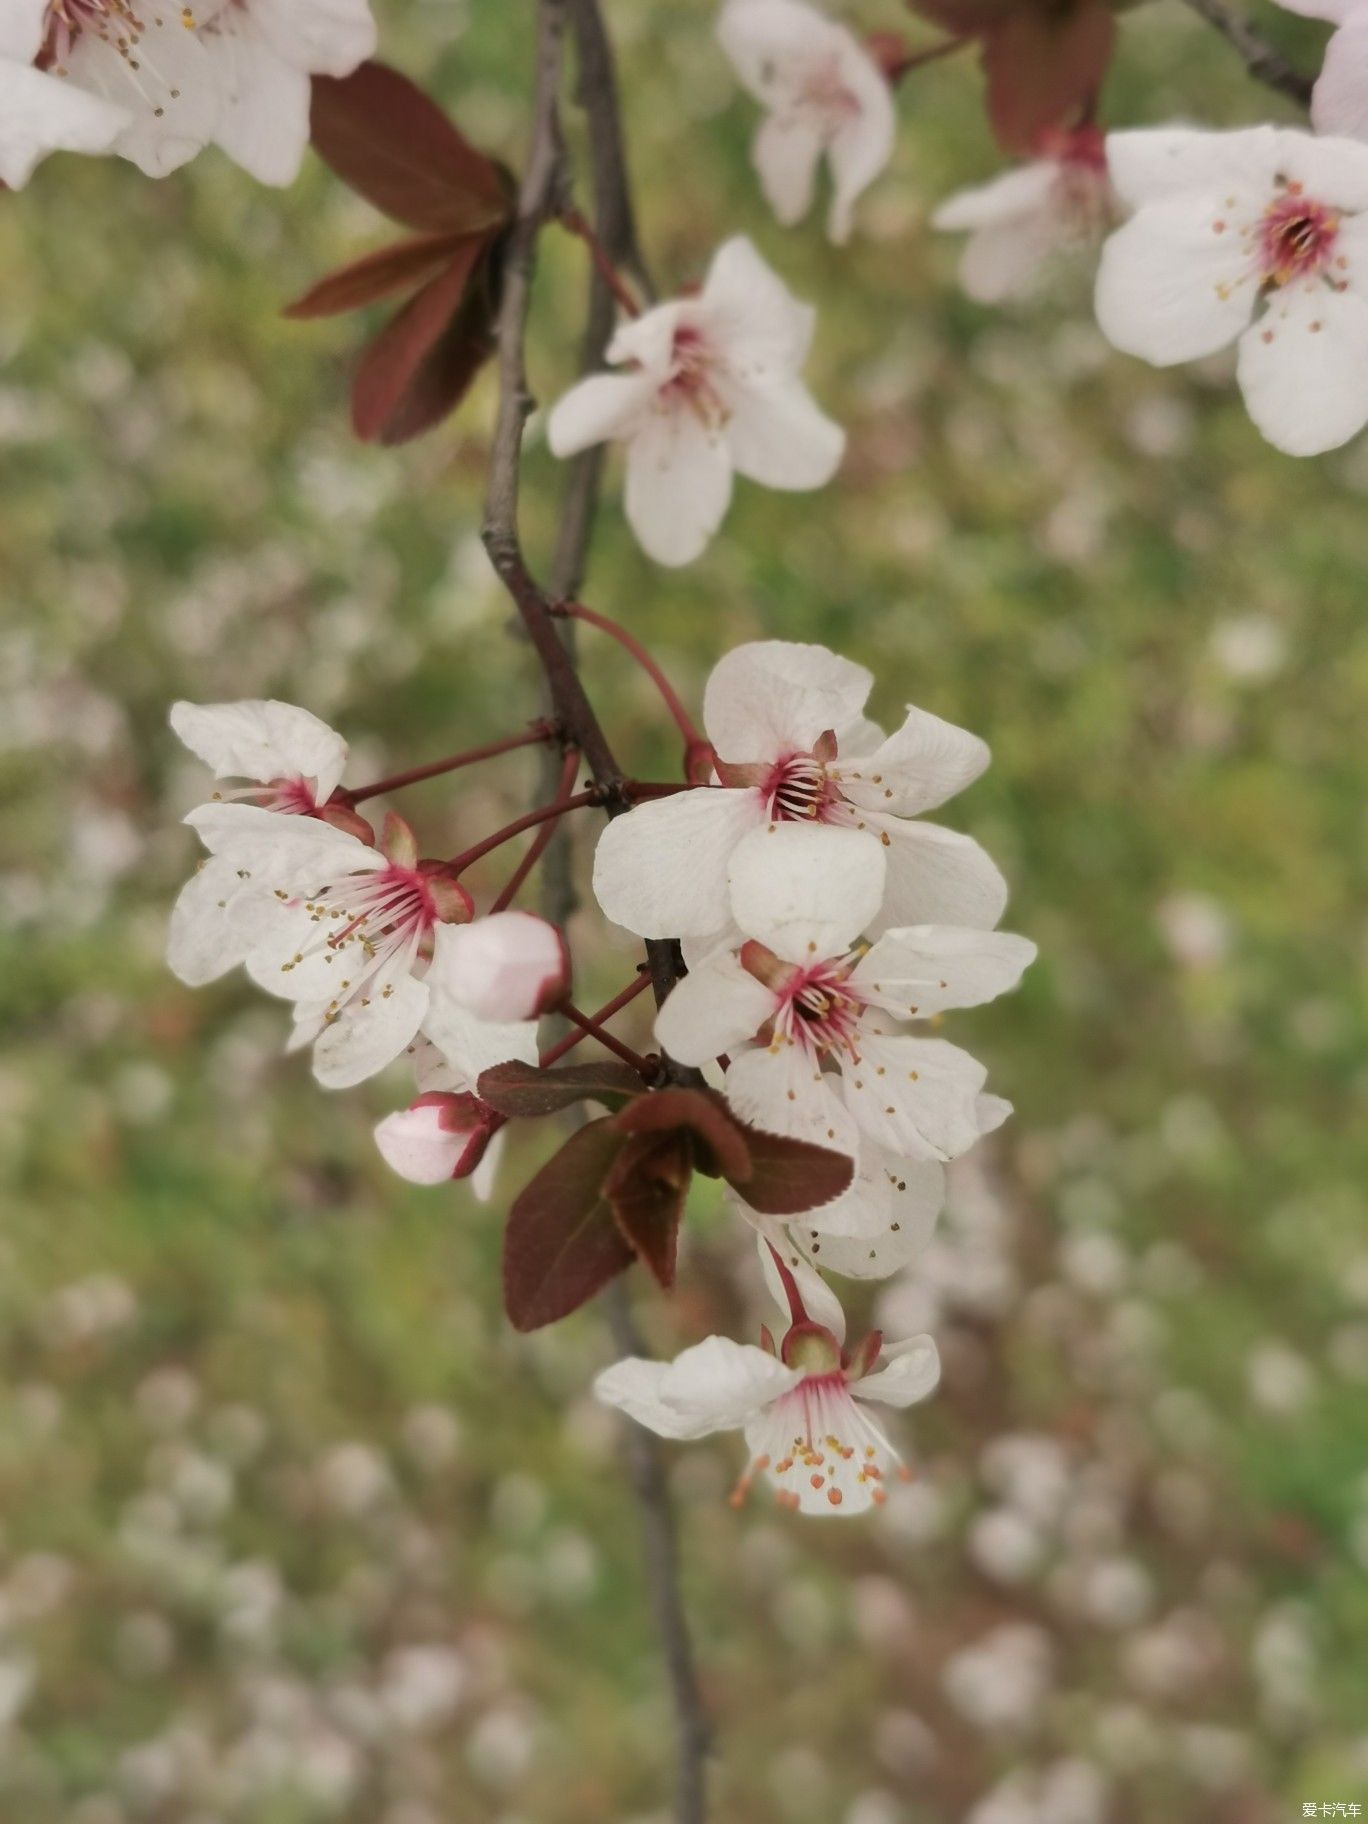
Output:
[
  {"xmin": 744, "ymin": 1377, "xmax": 899, "ymax": 1513},
  {"xmin": 723, "ymin": 376, "xmax": 845, "ymax": 490},
  {"xmin": 825, "ymin": 62, "xmax": 896, "ymax": 244},
  {"xmin": 311, "ymin": 971, "xmax": 429, "ymax": 1089},
  {"xmin": 373, "ymin": 1100, "xmax": 480, "ymax": 1185},
  {"xmin": 167, "ymin": 856, "xmax": 274, "ymax": 986},
  {"xmin": 932, "ymin": 163, "xmax": 1058, "ymax": 233},
  {"xmin": 841, "ymin": 1032, "xmax": 989, "ymax": 1162},
  {"xmin": 727, "ymin": 823, "xmax": 886, "ymax": 962},
  {"xmin": 868, "ymin": 817, "xmax": 1009, "ymax": 934},
  {"xmin": 856, "ymin": 1334, "xmax": 942, "ymax": 1408},
  {"xmin": 247, "ymin": 0, "xmax": 378, "ymax": 76},
  {"xmin": 724, "ymin": 1042, "xmax": 862, "ymax": 1158},
  {"xmin": 605, "ymin": 299, "xmax": 693, "ymax": 378},
  {"xmin": 421, "ymin": 997, "xmax": 539, "ymax": 1083},
  {"xmin": 1095, "ymin": 191, "xmax": 1261, "ymax": 366},
  {"xmin": 0, "ymin": 63, "xmax": 128, "ymax": 189},
  {"xmin": 754, "ymin": 1225, "xmax": 848, "ymax": 1341},
  {"xmin": 1275, "ymin": 125, "xmax": 1368, "ymax": 208},
  {"xmin": 717, "ymin": 0, "xmax": 845, "ymax": 107},
  {"xmin": 700, "ymin": 235, "xmax": 818, "ymax": 374},
  {"xmin": 429, "ymin": 912, "xmax": 567, "ymax": 1022},
  {"xmin": 703, "ymin": 638, "xmax": 873, "ymax": 761},
  {"xmin": 752, "ymin": 111, "xmax": 825, "ymax": 227},
  {"xmin": 202, "ymin": 13, "xmax": 312, "ymax": 187},
  {"xmin": 1237, "ymin": 280, "xmax": 1368, "ymax": 455},
  {"xmin": 591, "ymin": 788, "xmax": 764, "ymax": 939},
  {"xmin": 0, "ymin": 0, "xmax": 47, "ymax": 63},
  {"xmin": 833, "ymin": 704, "xmax": 990, "ymax": 816},
  {"xmin": 170, "ymin": 699, "xmax": 348, "ymax": 800},
  {"xmin": 1103, "ymin": 126, "xmax": 1282, "ymax": 211},
  {"xmin": 623, "ymin": 405, "xmax": 734, "ymax": 567},
  {"xmin": 546, "ymin": 371, "xmax": 660, "ymax": 456},
  {"xmin": 1313, "ymin": 22, "xmax": 1368, "ymax": 141},
  {"xmin": 654, "ymin": 950, "xmax": 777, "ymax": 1067},
  {"xmin": 852, "ymin": 926, "xmax": 1037, "ymax": 1018},
  {"xmin": 64, "ymin": 8, "xmax": 221, "ymax": 178}
]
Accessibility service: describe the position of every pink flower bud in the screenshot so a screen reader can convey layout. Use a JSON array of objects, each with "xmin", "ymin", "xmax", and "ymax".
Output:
[
  {"xmin": 435, "ymin": 911, "xmax": 569, "ymax": 1022},
  {"xmin": 373, "ymin": 1093, "xmax": 495, "ymax": 1186}
]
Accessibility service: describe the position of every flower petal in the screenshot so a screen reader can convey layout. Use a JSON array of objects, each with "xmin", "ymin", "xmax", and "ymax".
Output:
[
  {"xmin": 752, "ymin": 111, "xmax": 825, "ymax": 227},
  {"xmin": 703, "ymin": 638, "xmax": 873, "ymax": 761},
  {"xmin": 700, "ymin": 235, "xmax": 817, "ymax": 375},
  {"xmin": 654, "ymin": 949, "xmax": 777, "ymax": 1067},
  {"xmin": 723, "ymin": 376, "xmax": 845, "ymax": 490},
  {"xmin": 933, "ymin": 162, "xmax": 1058, "ymax": 233},
  {"xmin": 869, "ymin": 816, "xmax": 1008, "ymax": 933},
  {"xmin": 725, "ymin": 1041, "xmax": 861, "ymax": 1157},
  {"xmin": 1095, "ymin": 190, "xmax": 1260, "ymax": 366},
  {"xmin": 826, "ymin": 64, "xmax": 896, "ymax": 243},
  {"xmin": 754, "ymin": 1225, "xmax": 848, "ymax": 1342},
  {"xmin": 202, "ymin": 12, "xmax": 311, "ymax": 187},
  {"xmin": 183, "ymin": 799, "xmax": 375, "ymax": 872},
  {"xmin": 421, "ymin": 996, "xmax": 539, "ymax": 1083},
  {"xmin": 623, "ymin": 404, "xmax": 734, "ymax": 567},
  {"xmin": 0, "ymin": 62, "xmax": 128, "ymax": 190},
  {"xmin": 1237, "ymin": 279, "xmax": 1368, "ymax": 455},
  {"xmin": 727, "ymin": 823, "xmax": 885, "ymax": 962},
  {"xmin": 0, "ymin": 0, "xmax": 46, "ymax": 63},
  {"xmin": 833, "ymin": 704, "xmax": 990, "ymax": 815},
  {"xmin": 170, "ymin": 699, "xmax": 348, "ymax": 800},
  {"xmin": 167, "ymin": 856, "xmax": 274, "ymax": 986},
  {"xmin": 428, "ymin": 912, "xmax": 567, "ymax": 1022},
  {"xmin": 248, "ymin": 0, "xmax": 378, "ymax": 76},
  {"xmin": 856, "ymin": 1334, "xmax": 942, "ymax": 1408},
  {"xmin": 592, "ymin": 788, "xmax": 764, "ymax": 939},
  {"xmin": 65, "ymin": 8, "xmax": 220, "ymax": 177},
  {"xmin": 547, "ymin": 371, "xmax": 659, "ymax": 456},
  {"xmin": 1312, "ymin": 18, "xmax": 1368, "ymax": 139},
  {"xmin": 311, "ymin": 972, "xmax": 428, "ymax": 1088},
  {"xmin": 1276, "ymin": 125, "xmax": 1368, "ymax": 208},
  {"xmin": 596, "ymin": 1338, "xmax": 800, "ymax": 1439},
  {"xmin": 841, "ymin": 1032, "xmax": 989, "ymax": 1162},
  {"xmin": 1104, "ymin": 125, "xmax": 1281, "ymax": 211},
  {"xmin": 852, "ymin": 926, "xmax": 1037, "ymax": 1018}
]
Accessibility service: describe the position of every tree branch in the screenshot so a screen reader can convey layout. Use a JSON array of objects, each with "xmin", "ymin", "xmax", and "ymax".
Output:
[{"xmin": 1180, "ymin": 0, "xmax": 1314, "ymax": 106}]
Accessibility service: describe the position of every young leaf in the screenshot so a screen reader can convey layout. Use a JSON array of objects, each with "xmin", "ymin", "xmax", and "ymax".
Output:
[
  {"xmin": 605, "ymin": 1131, "xmax": 692, "ymax": 1288},
  {"xmin": 350, "ymin": 235, "xmax": 487, "ymax": 444},
  {"xmin": 310, "ymin": 62, "xmax": 511, "ymax": 234},
  {"xmin": 477, "ymin": 1058, "xmax": 646, "ymax": 1119},
  {"xmin": 363, "ymin": 241, "xmax": 504, "ymax": 446},
  {"xmin": 503, "ymin": 1120, "xmax": 634, "ymax": 1332},
  {"xmin": 612, "ymin": 1087, "xmax": 752, "ymax": 1183},
  {"xmin": 285, "ymin": 232, "xmax": 465, "ymax": 320},
  {"xmin": 981, "ymin": 0, "xmax": 1115, "ymax": 153},
  {"xmin": 729, "ymin": 1122, "xmax": 855, "ymax": 1216}
]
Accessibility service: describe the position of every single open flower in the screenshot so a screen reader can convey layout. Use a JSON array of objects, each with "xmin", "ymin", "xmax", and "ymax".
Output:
[
  {"xmin": 595, "ymin": 1240, "xmax": 941, "ymax": 1515},
  {"xmin": 547, "ymin": 237, "xmax": 844, "ymax": 567},
  {"xmin": 655, "ymin": 822, "xmax": 1035, "ymax": 1165},
  {"xmin": 933, "ymin": 125, "xmax": 1114, "ymax": 304},
  {"xmin": 594, "ymin": 639, "xmax": 1007, "ymax": 942},
  {"xmin": 1095, "ymin": 125, "xmax": 1368, "ymax": 456},
  {"xmin": 716, "ymin": 0, "xmax": 896, "ymax": 243}
]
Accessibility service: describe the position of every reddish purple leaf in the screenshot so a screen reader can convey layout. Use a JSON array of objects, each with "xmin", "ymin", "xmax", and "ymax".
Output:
[
  {"xmin": 310, "ymin": 62, "xmax": 511, "ymax": 234},
  {"xmin": 503, "ymin": 1120, "xmax": 635, "ymax": 1333},
  {"xmin": 350, "ymin": 233, "xmax": 488, "ymax": 444},
  {"xmin": 612, "ymin": 1087, "xmax": 752, "ymax": 1183},
  {"xmin": 477, "ymin": 1058, "xmax": 645, "ymax": 1119},
  {"xmin": 981, "ymin": 0, "xmax": 1115, "ymax": 152},
  {"xmin": 606, "ymin": 1131, "xmax": 692, "ymax": 1289},
  {"xmin": 285, "ymin": 232, "xmax": 466, "ymax": 320},
  {"xmin": 728, "ymin": 1121, "xmax": 855, "ymax": 1216}
]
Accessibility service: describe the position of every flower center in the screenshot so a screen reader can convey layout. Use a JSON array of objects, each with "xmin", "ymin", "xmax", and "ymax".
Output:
[
  {"xmin": 799, "ymin": 53, "xmax": 860, "ymax": 133},
  {"xmin": 1259, "ymin": 190, "xmax": 1339, "ymax": 287},
  {"xmin": 661, "ymin": 323, "xmax": 727, "ymax": 429},
  {"xmin": 731, "ymin": 1373, "xmax": 908, "ymax": 1513},
  {"xmin": 274, "ymin": 863, "xmax": 438, "ymax": 1020},
  {"xmin": 774, "ymin": 958, "xmax": 866, "ymax": 1060},
  {"xmin": 762, "ymin": 752, "xmax": 837, "ymax": 822},
  {"xmin": 40, "ymin": 0, "xmax": 197, "ymax": 92},
  {"xmin": 210, "ymin": 775, "xmax": 320, "ymax": 815}
]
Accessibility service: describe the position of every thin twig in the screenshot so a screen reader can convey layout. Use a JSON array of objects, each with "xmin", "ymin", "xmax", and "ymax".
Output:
[
  {"xmin": 539, "ymin": 968, "xmax": 654, "ymax": 1066},
  {"xmin": 557, "ymin": 600, "xmax": 703, "ymax": 749},
  {"xmin": 491, "ymin": 745, "xmax": 583, "ymax": 912},
  {"xmin": 341, "ymin": 723, "xmax": 554, "ymax": 805},
  {"xmin": 557, "ymin": 998, "xmax": 653, "ymax": 1073},
  {"xmin": 1180, "ymin": 0, "xmax": 1313, "ymax": 105}
]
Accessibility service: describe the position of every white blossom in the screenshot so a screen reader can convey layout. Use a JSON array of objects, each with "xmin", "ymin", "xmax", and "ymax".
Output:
[
  {"xmin": 716, "ymin": 0, "xmax": 895, "ymax": 243},
  {"xmin": 593, "ymin": 639, "xmax": 1008, "ymax": 943},
  {"xmin": 547, "ymin": 238, "xmax": 844, "ymax": 566},
  {"xmin": 1095, "ymin": 125, "xmax": 1368, "ymax": 456}
]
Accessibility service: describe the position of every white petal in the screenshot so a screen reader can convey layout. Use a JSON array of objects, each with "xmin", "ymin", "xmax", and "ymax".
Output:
[
  {"xmin": 724, "ymin": 376, "xmax": 845, "ymax": 490},
  {"xmin": 247, "ymin": 0, "xmax": 377, "ymax": 76},
  {"xmin": 1312, "ymin": 19, "xmax": 1368, "ymax": 139},
  {"xmin": 1275, "ymin": 126, "xmax": 1368, "ymax": 209},
  {"xmin": 470, "ymin": 1127, "xmax": 505, "ymax": 1202},
  {"xmin": 724, "ymin": 1042, "xmax": 861, "ymax": 1156},
  {"xmin": 547, "ymin": 371, "xmax": 659, "ymax": 456},
  {"xmin": 700, "ymin": 235, "xmax": 817, "ymax": 375},
  {"xmin": 841, "ymin": 1032, "xmax": 988, "ymax": 1162},
  {"xmin": 959, "ymin": 213, "xmax": 1070, "ymax": 304},
  {"xmin": 605, "ymin": 299, "xmax": 692, "ymax": 379},
  {"xmin": 373, "ymin": 1102, "xmax": 472, "ymax": 1185},
  {"xmin": 591, "ymin": 789, "xmax": 764, "ymax": 939},
  {"xmin": 798, "ymin": 1152, "xmax": 944, "ymax": 1276},
  {"xmin": 727, "ymin": 823, "xmax": 885, "ymax": 962},
  {"xmin": 421, "ymin": 995, "xmax": 539, "ymax": 1084},
  {"xmin": 167, "ymin": 856, "xmax": 273, "ymax": 986},
  {"xmin": 623, "ymin": 405, "xmax": 734, "ymax": 567},
  {"xmin": 833, "ymin": 704, "xmax": 989, "ymax": 816},
  {"xmin": 1237, "ymin": 280, "xmax": 1368, "ymax": 455},
  {"xmin": 717, "ymin": 0, "xmax": 845, "ymax": 107},
  {"xmin": 428, "ymin": 913, "xmax": 567, "ymax": 1023},
  {"xmin": 868, "ymin": 816, "xmax": 1008, "ymax": 933},
  {"xmin": 933, "ymin": 162, "xmax": 1058, "ymax": 232},
  {"xmin": 755, "ymin": 1226, "xmax": 847, "ymax": 1342},
  {"xmin": 312, "ymin": 973, "xmax": 428, "ymax": 1089},
  {"xmin": 825, "ymin": 65, "xmax": 896, "ymax": 243},
  {"xmin": 856, "ymin": 1335, "xmax": 942, "ymax": 1408},
  {"xmin": 1095, "ymin": 191, "xmax": 1260, "ymax": 366},
  {"xmin": 596, "ymin": 1338, "xmax": 800, "ymax": 1439},
  {"xmin": 1103, "ymin": 125, "xmax": 1281, "ymax": 211},
  {"xmin": 202, "ymin": 13, "xmax": 311, "ymax": 187},
  {"xmin": 0, "ymin": 0, "xmax": 46, "ymax": 63},
  {"xmin": 852, "ymin": 926, "xmax": 1036, "ymax": 1018},
  {"xmin": 170, "ymin": 699, "xmax": 348, "ymax": 800},
  {"xmin": 65, "ymin": 9, "xmax": 221, "ymax": 177},
  {"xmin": 0, "ymin": 62, "xmax": 127, "ymax": 189},
  {"xmin": 752, "ymin": 111, "xmax": 823, "ymax": 227},
  {"xmin": 974, "ymin": 1092, "xmax": 1013, "ymax": 1136},
  {"xmin": 654, "ymin": 950, "xmax": 777, "ymax": 1067},
  {"xmin": 593, "ymin": 1358, "xmax": 711, "ymax": 1440},
  {"xmin": 703, "ymin": 639, "xmax": 873, "ymax": 761},
  {"xmin": 1272, "ymin": 0, "xmax": 1356, "ymax": 20},
  {"xmin": 184, "ymin": 799, "xmax": 377, "ymax": 876}
]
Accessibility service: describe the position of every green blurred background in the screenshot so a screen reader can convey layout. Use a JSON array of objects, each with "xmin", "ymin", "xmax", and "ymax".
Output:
[{"xmin": 3, "ymin": 3, "xmax": 1367, "ymax": 1820}]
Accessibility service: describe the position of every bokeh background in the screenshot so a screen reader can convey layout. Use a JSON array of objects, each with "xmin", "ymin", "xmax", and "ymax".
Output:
[{"xmin": 3, "ymin": 3, "xmax": 1367, "ymax": 1820}]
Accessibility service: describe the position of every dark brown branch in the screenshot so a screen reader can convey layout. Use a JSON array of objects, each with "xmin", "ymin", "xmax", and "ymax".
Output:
[{"xmin": 1180, "ymin": 0, "xmax": 1313, "ymax": 105}]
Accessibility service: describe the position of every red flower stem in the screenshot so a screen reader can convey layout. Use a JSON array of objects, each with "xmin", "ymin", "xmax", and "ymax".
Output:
[
  {"xmin": 489, "ymin": 746, "xmax": 583, "ymax": 912},
  {"xmin": 342, "ymin": 722, "xmax": 555, "ymax": 806},
  {"xmin": 540, "ymin": 970, "xmax": 654, "ymax": 1068},
  {"xmin": 554, "ymin": 996, "xmax": 653, "ymax": 1075},
  {"xmin": 766, "ymin": 1241, "xmax": 808, "ymax": 1328},
  {"xmin": 559, "ymin": 205, "xmax": 643, "ymax": 317},
  {"xmin": 448, "ymin": 789, "xmax": 599, "ymax": 875},
  {"xmin": 555, "ymin": 600, "xmax": 703, "ymax": 749}
]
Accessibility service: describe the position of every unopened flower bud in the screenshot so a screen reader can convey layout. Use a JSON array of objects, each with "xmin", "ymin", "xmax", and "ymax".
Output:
[
  {"xmin": 373, "ymin": 1093, "xmax": 495, "ymax": 1186},
  {"xmin": 432, "ymin": 911, "xmax": 569, "ymax": 1022}
]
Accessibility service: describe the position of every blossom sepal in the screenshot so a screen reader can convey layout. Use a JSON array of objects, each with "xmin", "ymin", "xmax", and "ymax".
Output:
[{"xmin": 317, "ymin": 800, "xmax": 376, "ymax": 844}]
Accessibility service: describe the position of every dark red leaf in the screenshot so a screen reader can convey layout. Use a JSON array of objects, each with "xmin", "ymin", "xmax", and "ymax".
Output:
[
  {"xmin": 477, "ymin": 1058, "xmax": 646, "ymax": 1119},
  {"xmin": 981, "ymin": 0, "xmax": 1115, "ymax": 152},
  {"xmin": 350, "ymin": 234, "xmax": 489, "ymax": 444},
  {"xmin": 310, "ymin": 62, "xmax": 511, "ymax": 234},
  {"xmin": 612, "ymin": 1087, "xmax": 752, "ymax": 1183},
  {"xmin": 503, "ymin": 1120, "xmax": 634, "ymax": 1332},
  {"xmin": 605, "ymin": 1131, "xmax": 691, "ymax": 1289},
  {"xmin": 286, "ymin": 232, "xmax": 465, "ymax": 320},
  {"xmin": 728, "ymin": 1121, "xmax": 855, "ymax": 1216}
]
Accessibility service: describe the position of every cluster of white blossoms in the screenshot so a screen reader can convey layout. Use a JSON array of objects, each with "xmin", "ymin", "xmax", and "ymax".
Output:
[
  {"xmin": 592, "ymin": 640, "xmax": 1034, "ymax": 1507},
  {"xmin": 0, "ymin": 0, "xmax": 374, "ymax": 190},
  {"xmin": 165, "ymin": 700, "xmax": 564, "ymax": 1173}
]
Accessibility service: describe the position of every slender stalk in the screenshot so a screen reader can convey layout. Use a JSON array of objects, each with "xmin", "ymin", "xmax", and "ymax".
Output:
[
  {"xmin": 1179, "ymin": 0, "xmax": 1313, "ymax": 105},
  {"xmin": 491, "ymin": 746, "xmax": 583, "ymax": 912},
  {"xmin": 341, "ymin": 723, "xmax": 554, "ymax": 805},
  {"xmin": 559, "ymin": 205, "xmax": 643, "ymax": 317},
  {"xmin": 539, "ymin": 969, "xmax": 654, "ymax": 1066},
  {"xmin": 447, "ymin": 789, "xmax": 598, "ymax": 875},
  {"xmin": 557, "ymin": 600, "xmax": 703, "ymax": 749},
  {"xmin": 557, "ymin": 999, "xmax": 653, "ymax": 1074}
]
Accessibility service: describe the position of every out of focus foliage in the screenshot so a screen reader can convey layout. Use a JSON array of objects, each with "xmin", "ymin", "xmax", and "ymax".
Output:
[{"xmin": 1, "ymin": 3, "xmax": 1366, "ymax": 1821}]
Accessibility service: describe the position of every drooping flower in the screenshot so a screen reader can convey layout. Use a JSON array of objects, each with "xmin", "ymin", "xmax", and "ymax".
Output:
[
  {"xmin": 6, "ymin": 0, "xmax": 222, "ymax": 185},
  {"xmin": 593, "ymin": 639, "xmax": 1008, "ymax": 942},
  {"xmin": 1094, "ymin": 125, "xmax": 1368, "ymax": 456},
  {"xmin": 1272, "ymin": 0, "xmax": 1368, "ymax": 143},
  {"xmin": 546, "ymin": 237, "xmax": 844, "ymax": 567},
  {"xmin": 933, "ymin": 126, "xmax": 1114, "ymax": 304},
  {"xmin": 655, "ymin": 822, "xmax": 1035, "ymax": 1165},
  {"xmin": 595, "ymin": 1241, "xmax": 941, "ymax": 1515},
  {"xmin": 716, "ymin": 0, "xmax": 896, "ymax": 244},
  {"xmin": 198, "ymin": 0, "xmax": 377, "ymax": 187}
]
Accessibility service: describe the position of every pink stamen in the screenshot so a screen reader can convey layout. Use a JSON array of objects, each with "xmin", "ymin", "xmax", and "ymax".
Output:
[{"xmin": 1259, "ymin": 189, "xmax": 1340, "ymax": 287}]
